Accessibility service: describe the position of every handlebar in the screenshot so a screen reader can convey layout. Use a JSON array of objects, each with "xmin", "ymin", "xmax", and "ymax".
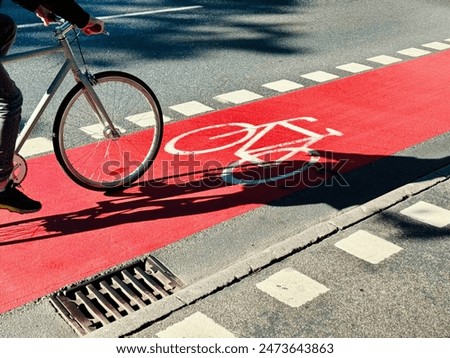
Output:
[{"xmin": 53, "ymin": 17, "xmax": 108, "ymax": 37}]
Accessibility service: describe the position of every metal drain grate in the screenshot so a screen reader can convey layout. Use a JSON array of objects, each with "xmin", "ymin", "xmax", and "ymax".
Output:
[{"xmin": 50, "ymin": 256, "xmax": 184, "ymax": 335}]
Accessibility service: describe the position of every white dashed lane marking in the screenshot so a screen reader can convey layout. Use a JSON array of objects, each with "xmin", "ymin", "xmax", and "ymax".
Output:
[
  {"xmin": 263, "ymin": 79, "xmax": 304, "ymax": 92},
  {"xmin": 397, "ymin": 48, "xmax": 431, "ymax": 57},
  {"xmin": 214, "ymin": 89, "xmax": 263, "ymax": 104},
  {"xmin": 367, "ymin": 55, "xmax": 402, "ymax": 65},
  {"xmin": 256, "ymin": 268, "xmax": 329, "ymax": 308},
  {"xmin": 154, "ymin": 200, "xmax": 449, "ymax": 337},
  {"xmin": 156, "ymin": 312, "xmax": 235, "ymax": 338},
  {"xmin": 400, "ymin": 201, "xmax": 450, "ymax": 228},
  {"xmin": 336, "ymin": 62, "xmax": 373, "ymax": 73},
  {"xmin": 422, "ymin": 42, "xmax": 450, "ymax": 50},
  {"xmin": 334, "ymin": 230, "xmax": 403, "ymax": 264},
  {"xmin": 125, "ymin": 111, "xmax": 172, "ymax": 127},
  {"xmin": 20, "ymin": 137, "xmax": 53, "ymax": 158},
  {"xmin": 301, "ymin": 70, "xmax": 340, "ymax": 83},
  {"xmin": 20, "ymin": 38, "xmax": 450, "ymax": 158},
  {"xmin": 169, "ymin": 101, "xmax": 213, "ymax": 116},
  {"xmin": 80, "ymin": 124, "xmax": 126, "ymax": 139}
]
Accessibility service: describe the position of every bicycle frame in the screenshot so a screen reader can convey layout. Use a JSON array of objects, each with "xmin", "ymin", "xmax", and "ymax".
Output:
[{"xmin": 0, "ymin": 21, "xmax": 117, "ymax": 153}]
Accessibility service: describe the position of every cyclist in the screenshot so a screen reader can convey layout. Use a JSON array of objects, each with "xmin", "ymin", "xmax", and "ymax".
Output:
[{"xmin": 0, "ymin": 1, "xmax": 104, "ymax": 213}]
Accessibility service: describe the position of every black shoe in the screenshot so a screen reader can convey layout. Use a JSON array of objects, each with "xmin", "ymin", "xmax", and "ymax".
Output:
[{"xmin": 0, "ymin": 182, "xmax": 42, "ymax": 214}]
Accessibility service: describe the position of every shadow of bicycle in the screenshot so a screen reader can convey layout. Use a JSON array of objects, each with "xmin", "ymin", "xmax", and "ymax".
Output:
[{"xmin": 1, "ymin": 150, "xmax": 450, "ymax": 246}]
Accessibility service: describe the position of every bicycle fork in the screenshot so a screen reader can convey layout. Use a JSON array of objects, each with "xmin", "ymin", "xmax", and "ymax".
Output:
[
  {"xmin": 78, "ymin": 72, "xmax": 121, "ymax": 140},
  {"xmin": 58, "ymin": 28, "xmax": 120, "ymax": 141}
]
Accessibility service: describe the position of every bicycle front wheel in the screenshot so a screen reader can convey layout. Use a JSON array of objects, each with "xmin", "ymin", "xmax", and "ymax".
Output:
[{"xmin": 53, "ymin": 71, "xmax": 163, "ymax": 191}]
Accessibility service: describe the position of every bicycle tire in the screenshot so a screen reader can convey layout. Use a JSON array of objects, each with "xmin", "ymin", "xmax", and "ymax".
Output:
[{"xmin": 53, "ymin": 71, "xmax": 163, "ymax": 191}]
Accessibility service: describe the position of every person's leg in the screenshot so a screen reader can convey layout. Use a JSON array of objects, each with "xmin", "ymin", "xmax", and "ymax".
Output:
[
  {"xmin": 0, "ymin": 14, "xmax": 41, "ymax": 213},
  {"xmin": 0, "ymin": 13, "xmax": 21, "ymax": 186}
]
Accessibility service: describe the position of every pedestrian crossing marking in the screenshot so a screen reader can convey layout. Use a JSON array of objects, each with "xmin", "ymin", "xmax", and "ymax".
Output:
[
  {"xmin": 335, "ymin": 230, "xmax": 402, "ymax": 264},
  {"xmin": 256, "ymin": 268, "xmax": 329, "ymax": 308},
  {"xmin": 155, "ymin": 312, "xmax": 235, "ymax": 338},
  {"xmin": 400, "ymin": 201, "xmax": 450, "ymax": 228}
]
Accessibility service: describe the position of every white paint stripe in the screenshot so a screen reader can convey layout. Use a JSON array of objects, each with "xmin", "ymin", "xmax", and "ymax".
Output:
[
  {"xmin": 126, "ymin": 112, "xmax": 173, "ymax": 123},
  {"xmin": 263, "ymin": 79, "xmax": 304, "ymax": 92},
  {"xmin": 170, "ymin": 101, "xmax": 213, "ymax": 116},
  {"xmin": 400, "ymin": 201, "xmax": 450, "ymax": 228},
  {"xmin": 80, "ymin": 123, "xmax": 126, "ymax": 139},
  {"xmin": 336, "ymin": 62, "xmax": 373, "ymax": 73},
  {"xmin": 422, "ymin": 42, "xmax": 450, "ymax": 50},
  {"xmin": 20, "ymin": 137, "xmax": 53, "ymax": 157},
  {"xmin": 125, "ymin": 112, "xmax": 157, "ymax": 127},
  {"xmin": 98, "ymin": 6, "xmax": 204, "ymax": 21},
  {"xmin": 367, "ymin": 55, "xmax": 402, "ymax": 65},
  {"xmin": 256, "ymin": 268, "xmax": 329, "ymax": 308},
  {"xmin": 301, "ymin": 71, "xmax": 339, "ymax": 83},
  {"xmin": 335, "ymin": 230, "xmax": 402, "ymax": 264},
  {"xmin": 156, "ymin": 312, "xmax": 235, "ymax": 338},
  {"xmin": 397, "ymin": 48, "xmax": 431, "ymax": 57},
  {"xmin": 214, "ymin": 89, "xmax": 263, "ymax": 104},
  {"xmin": 17, "ymin": 6, "xmax": 203, "ymax": 29}
]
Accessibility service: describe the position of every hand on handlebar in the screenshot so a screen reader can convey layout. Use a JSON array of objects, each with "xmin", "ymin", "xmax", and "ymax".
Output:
[
  {"xmin": 35, "ymin": 8, "xmax": 106, "ymax": 36},
  {"xmin": 35, "ymin": 5, "xmax": 56, "ymax": 26},
  {"xmin": 82, "ymin": 17, "xmax": 105, "ymax": 36}
]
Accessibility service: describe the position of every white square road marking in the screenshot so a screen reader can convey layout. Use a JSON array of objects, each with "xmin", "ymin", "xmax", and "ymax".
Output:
[
  {"xmin": 422, "ymin": 42, "xmax": 450, "ymax": 50},
  {"xmin": 214, "ymin": 89, "xmax": 263, "ymax": 104},
  {"xmin": 125, "ymin": 111, "xmax": 168, "ymax": 127},
  {"xmin": 263, "ymin": 79, "xmax": 304, "ymax": 92},
  {"xmin": 80, "ymin": 124, "xmax": 126, "ymax": 139},
  {"xmin": 336, "ymin": 62, "xmax": 373, "ymax": 73},
  {"xmin": 256, "ymin": 268, "xmax": 329, "ymax": 308},
  {"xmin": 169, "ymin": 101, "xmax": 213, "ymax": 116},
  {"xmin": 367, "ymin": 55, "xmax": 403, "ymax": 65},
  {"xmin": 20, "ymin": 137, "xmax": 53, "ymax": 157},
  {"xmin": 335, "ymin": 230, "xmax": 403, "ymax": 264},
  {"xmin": 301, "ymin": 71, "xmax": 339, "ymax": 83},
  {"xmin": 156, "ymin": 312, "xmax": 235, "ymax": 338},
  {"xmin": 397, "ymin": 48, "xmax": 431, "ymax": 57},
  {"xmin": 400, "ymin": 201, "xmax": 450, "ymax": 228}
]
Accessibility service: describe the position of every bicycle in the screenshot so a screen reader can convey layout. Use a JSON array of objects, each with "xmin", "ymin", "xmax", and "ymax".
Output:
[
  {"xmin": 165, "ymin": 117, "xmax": 343, "ymax": 185},
  {"xmin": 1, "ymin": 20, "xmax": 163, "ymax": 191}
]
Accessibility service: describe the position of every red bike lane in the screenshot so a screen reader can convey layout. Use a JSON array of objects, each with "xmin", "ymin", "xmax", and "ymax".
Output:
[{"xmin": 1, "ymin": 50, "xmax": 449, "ymax": 314}]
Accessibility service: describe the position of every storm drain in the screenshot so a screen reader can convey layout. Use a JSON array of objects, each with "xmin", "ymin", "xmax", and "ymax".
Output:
[{"xmin": 50, "ymin": 256, "xmax": 185, "ymax": 335}]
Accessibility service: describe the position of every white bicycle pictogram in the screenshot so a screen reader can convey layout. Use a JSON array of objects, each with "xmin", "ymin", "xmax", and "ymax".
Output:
[{"xmin": 165, "ymin": 117, "xmax": 343, "ymax": 185}]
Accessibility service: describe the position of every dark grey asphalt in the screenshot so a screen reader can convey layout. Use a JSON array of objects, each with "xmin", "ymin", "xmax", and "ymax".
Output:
[{"xmin": 0, "ymin": 0, "xmax": 449, "ymax": 338}]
